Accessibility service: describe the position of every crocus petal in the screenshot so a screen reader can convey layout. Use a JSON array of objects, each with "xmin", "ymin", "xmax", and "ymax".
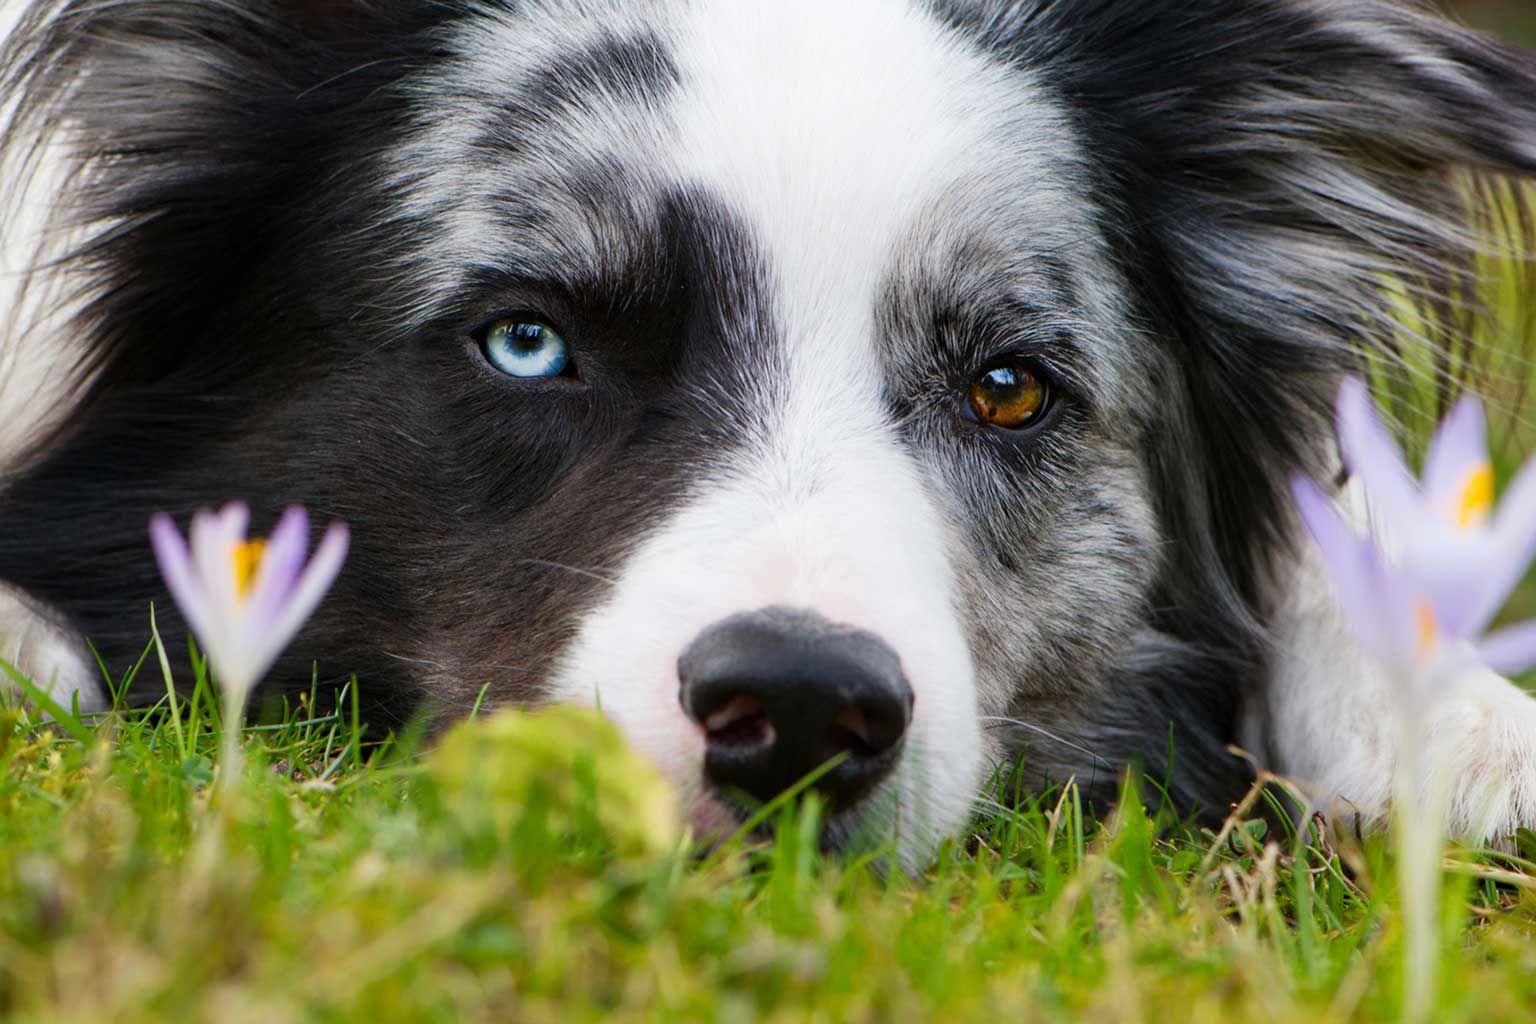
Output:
[
  {"xmin": 1336, "ymin": 377, "xmax": 1422, "ymax": 529},
  {"xmin": 193, "ymin": 503, "xmax": 256, "ymax": 690},
  {"xmin": 1421, "ymin": 392, "xmax": 1488, "ymax": 509},
  {"xmin": 188, "ymin": 510, "xmax": 238, "ymax": 665},
  {"xmin": 1461, "ymin": 451, "xmax": 1536, "ymax": 636},
  {"xmin": 1292, "ymin": 475, "xmax": 1361, "ymax": 586},
  {"xmin": 1401, "ymin": 532, "xmax": 1506, "ymax": 642},
  {"xmin": 246, "ymin": 506, "xmax": 310, "ymax": 630},
  {"xmin": 252, "ymin": 521, "xmax": 350, "ymax": 684},
  {"xmin": 1293, "ymin": 474, "xmax": 1413, "ymax": 666},
  {"xmin": 214, "ymin": 502, "xmax": 251, "ymax": 604},
  {"xmin": 191, "ymin": 504, "xmax": 246, "ymax": 607},
  {"xmin": 148, "ymin": 514, "xmax": 215, "ymax": 645},
  {"xmin": 1478, "ymin": 619, "xmax": 1536, "ymax": 676},
  {"xmin": 215, "ymin": 501, "xmax": 251, "ymax": 543}
]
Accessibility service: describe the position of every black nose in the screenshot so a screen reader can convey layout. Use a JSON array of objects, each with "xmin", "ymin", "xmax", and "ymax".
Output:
[{"xmin": 678, "ymin": 607, "xmax": 913, "ymax": 813}]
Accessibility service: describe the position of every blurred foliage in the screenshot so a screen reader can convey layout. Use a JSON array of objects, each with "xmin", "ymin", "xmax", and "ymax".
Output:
[
  {"xmin": 1445, "ymin": 0, "xmax": 1536, "ymax": 637},
  {"xmin": 1449, "ymin": 1, "xmax": 1536, "ymax": 46}
]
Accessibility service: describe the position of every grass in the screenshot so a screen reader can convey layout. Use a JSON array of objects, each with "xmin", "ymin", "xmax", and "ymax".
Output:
[{"xmin": 5, "ymin": 639, "xmax": 1536, "ymax": 1023}]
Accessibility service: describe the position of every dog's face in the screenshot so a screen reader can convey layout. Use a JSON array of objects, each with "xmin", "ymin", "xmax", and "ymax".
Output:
[
  {"xmin": 308, "ymin": 0, "xmax": 1166, "ymax": 854},
  {"xmin": 425, "ymin": 1, "xmax": 1163, "ymax": 852},
  {"xmin": 5, "ymin": 0, "xmax": 1536, "ymax": 865}
]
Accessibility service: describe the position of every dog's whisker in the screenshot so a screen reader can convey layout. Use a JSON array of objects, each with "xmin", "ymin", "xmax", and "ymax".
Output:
[
  {"xmin": 513, "ymin": 559, "xmax": 618, "ymax": 586},
  {"xmin": 381, "ymin": 650, "xmax": 447, "ymax": 670},
  {"xmin": 979, "ymin": 716, "xmax": 1113, "ymax": 770}
]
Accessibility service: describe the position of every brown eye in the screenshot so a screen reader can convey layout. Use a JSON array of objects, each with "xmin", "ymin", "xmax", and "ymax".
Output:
[{"xmin": 968, "ymin": 362, "xmax": 1048, "ymax": 430}]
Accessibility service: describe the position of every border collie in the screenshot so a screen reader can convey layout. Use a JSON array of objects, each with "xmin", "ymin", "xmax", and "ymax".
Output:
[{"xmin": 5, "ymin": 0, "xmax": 1536, "ymax": 865}]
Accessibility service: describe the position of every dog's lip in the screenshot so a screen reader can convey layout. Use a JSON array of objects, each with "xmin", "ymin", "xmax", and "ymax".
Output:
[
  {"xmin": 686, "ymin": 780, "xmax": 891, "ymax": 852},
  {"xmin": 686, "ymin": 793, "xmax": 744, "ymax": 844}
]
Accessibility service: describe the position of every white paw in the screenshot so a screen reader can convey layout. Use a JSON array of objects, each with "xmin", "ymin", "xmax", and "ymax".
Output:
[
  {"xmin": 1420, "ymin": 665, "xmax": 1536, "ymax": 846},
  {"xmin": 0, "ymin": 586, "xmax": 102, "ymax": 714},
  {"xmin": 1259, "ymin": 474, "xmax": 1536, "ymax": 847}
]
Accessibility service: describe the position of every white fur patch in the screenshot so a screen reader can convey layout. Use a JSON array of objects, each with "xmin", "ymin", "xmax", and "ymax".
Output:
[
  {"xmin": 0, "ymin": 587, "xmax": 101, "ymax": 713},
  {"xmin": 0, "ymin": 7, "xmax": 99, "ymax": 713}
]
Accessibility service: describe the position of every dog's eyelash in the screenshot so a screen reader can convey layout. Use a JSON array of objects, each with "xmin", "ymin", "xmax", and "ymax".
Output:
[{"xmin": 932, "ymin": 307, "xmax": 1094, "ymax": 397}]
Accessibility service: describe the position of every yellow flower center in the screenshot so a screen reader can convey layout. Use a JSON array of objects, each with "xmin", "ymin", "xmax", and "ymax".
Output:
[
  {"xmin": 1455, "ymin": 462, "xmax": 1495, "ymax": 530},
  {"xmin": 232, "ymin": 539, "xmax": 267, "ymax": 599},
  {"xmin": 1415, "ymin": 598, "xmax": 1439, "ymax": 662}
]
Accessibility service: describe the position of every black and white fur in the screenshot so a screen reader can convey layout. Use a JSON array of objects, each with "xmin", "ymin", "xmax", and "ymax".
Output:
[{"xmin": 4, "ymin": 0, "xmax": 1536, "ymax": 863}]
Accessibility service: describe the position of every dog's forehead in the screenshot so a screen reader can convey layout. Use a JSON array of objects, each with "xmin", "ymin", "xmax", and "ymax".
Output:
[
  {"xmin": 406, "ymin": 0, "xmax": 1104, "ymax": 338},
  {"xmin": 661, "ymin": 0, "xmax": 1068, "ymax": 303}
]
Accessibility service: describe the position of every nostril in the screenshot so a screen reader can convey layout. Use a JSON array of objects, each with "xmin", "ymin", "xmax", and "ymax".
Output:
[
  {"xmin": 830, "ymin": 695, "xmax": 913, "ymax": 756},
  {"xmin": 830, "ymin": 704, "xmax": 873, "ymax": 754},
  {"xmin": 829, "ymin": 703, "xmax": 887, "ymax": 757},
  {"xmin": 702, "ymin": 694, "xmax": 774, "ymax": 750}
]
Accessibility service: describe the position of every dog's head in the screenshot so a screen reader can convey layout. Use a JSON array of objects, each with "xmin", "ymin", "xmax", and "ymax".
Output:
[{"xmin": 3, "ymin": 0, "xmax": 1535, "ymax": 864}]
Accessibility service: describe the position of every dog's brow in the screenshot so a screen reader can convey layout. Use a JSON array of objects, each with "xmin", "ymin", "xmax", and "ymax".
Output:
[{"xmin": 885, "ymin": 249, "xmax": 1094, "ymax": 372}]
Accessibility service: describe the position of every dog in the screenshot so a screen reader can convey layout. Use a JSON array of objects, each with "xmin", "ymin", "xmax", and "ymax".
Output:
[{"xmin": 4, "ymin": 0, "xmax": 1536, "ymax": 866}]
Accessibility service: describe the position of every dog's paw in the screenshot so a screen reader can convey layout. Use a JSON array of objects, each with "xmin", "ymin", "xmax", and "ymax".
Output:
[
  {"xmin": 1421, "ymin": 665, "xmax": 1536, "ymax": 847},
  {"xmin": 0, "ymin": 586, "xmax": 102, "ymax": 713},
  {"xmin": 1260, "ymin": 477, "xmax": 1536, "ymax": 847}
]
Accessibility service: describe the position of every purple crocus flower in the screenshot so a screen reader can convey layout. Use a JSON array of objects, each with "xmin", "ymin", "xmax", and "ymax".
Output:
[
  {"xmin": 1292, "ymin": 378, "xmax": 1536, "ymax": 677},
  {"xmin": 149, "ymin": 503, "xmax": 349, "ymax": 702}
]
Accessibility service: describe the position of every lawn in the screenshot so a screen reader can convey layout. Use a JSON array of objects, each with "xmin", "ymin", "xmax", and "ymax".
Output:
[{"xmin": 4, "ymin": 619, "xmax": 1536, "ymax": 1023}]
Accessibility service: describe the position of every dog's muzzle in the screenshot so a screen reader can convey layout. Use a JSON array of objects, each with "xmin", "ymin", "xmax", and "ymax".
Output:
[{"xmin": 678, "ymin": 606, "xmax": 913, "ymax": 814}]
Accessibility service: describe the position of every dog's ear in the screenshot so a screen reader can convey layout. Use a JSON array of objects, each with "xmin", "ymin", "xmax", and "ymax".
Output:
[
  {"xmin": 953, "ymin": 0, "xmax": 1536, "ymax": 607},
  {"xmin": 0, "ymin": 0, "xmax": 441, "ymax": 401},
  {"xmin": 1030, "ymin": 0, "xmax": 1536, "ymax": 374}
]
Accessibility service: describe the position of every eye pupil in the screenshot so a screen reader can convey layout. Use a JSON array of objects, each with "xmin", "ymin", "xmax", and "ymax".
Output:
[
  {"xmin": 481, "ymin": 317, "xmax": 571, "ymax": 379},
  {"xmin": 969, "ymin": 363, "xmax": 1047, "ymax": 430}
]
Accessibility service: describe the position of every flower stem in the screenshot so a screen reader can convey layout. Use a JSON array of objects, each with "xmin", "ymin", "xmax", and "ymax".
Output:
[
  {"xmin": 216, "ymin": 681, "xmax": 252, "ymax": 806},
  {"xmin": 1394, "ymin": 687, "xmax": 1447, "ymax": 1024}
]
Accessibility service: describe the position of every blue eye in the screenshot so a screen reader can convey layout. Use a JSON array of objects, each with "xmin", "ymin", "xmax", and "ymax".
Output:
[{"xmin": 480, "ymin": 318, "xmax": 571, "ymax": 378}]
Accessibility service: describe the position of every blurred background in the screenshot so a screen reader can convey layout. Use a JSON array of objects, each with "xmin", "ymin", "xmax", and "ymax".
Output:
[
  {"xmin": 1449, "ymin": 0, "xmax": 1536, "ymax": 44},
  {"xmin": 1430, "ymin": 3, "xmax": 1536, "ymax": 630}
]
